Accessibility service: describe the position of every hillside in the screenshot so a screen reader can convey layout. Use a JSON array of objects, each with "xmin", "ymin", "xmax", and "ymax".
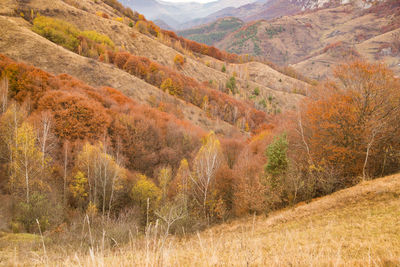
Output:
[
  {"xmin": 120, "ymin": 0, "xmax": 258, "ymax": 29},
  {"xmin": 2, "ymin": 173, "xmax": 400, "ymax": 265},
  {"xmin": 0, "ymin": 0, "xmax": 307, "ymax": 131},
  {"xmin": 178, "ymin": 17, "xmax": 244, "ymax": 46},
  {"xmin": 213, "ymin": 0, "xmax": 400, "ymax": 79},
  {"xmin": 0, "ymin": 0, "xmax": 399, "ymax": 266},
  {"xmin": 182, "ymin": 0, "xmax": 300, "ymax": 30}
]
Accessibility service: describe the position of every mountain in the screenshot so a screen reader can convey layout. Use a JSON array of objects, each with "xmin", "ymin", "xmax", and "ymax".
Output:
[
  {"xmin": 211, "ymin": 0, "xmax": 400, "ymax": 79},
  {"xmin": 181, "ymin": 0, "xmax": 295, "ymax": 29},
  {"xmin": 120, "ymin": 0, "xmax": 259, "ymax": 29},
  {"xmin": 153, "ymin": 19, "xmax": 173, "ymax": 30},
  {"xmin": 177, "ymin": 17, "xmax": 244, "ymax": 46}
]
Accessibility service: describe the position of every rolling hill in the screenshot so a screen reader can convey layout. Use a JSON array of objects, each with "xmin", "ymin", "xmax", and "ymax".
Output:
[
  {"xmin": 0, "ymin": 0, "xmax": 309, "ymax": 136},
  {"xmin": 0, "ymin": 0, "xmax": 399, "ymax": 265},
  {"xmin": 178, "ymin": 0, "xmax": 400, "ymax": 79},
  {"xmin": 2, "ymin": 173, "xmax": 400, "ymax": 265}
]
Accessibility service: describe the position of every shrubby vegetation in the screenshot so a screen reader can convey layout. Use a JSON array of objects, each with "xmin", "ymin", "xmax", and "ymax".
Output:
[
  {"xmin": 30, "ymin": 16, "xmax": 264, "ymax": 131},
  {"xmin": 178, "ymin": 18, "xmax": 244, "ymax": 46},
  {"xmin": 99, "ymin": 50, "xmax": 267, "ymax": 130},
  {"xmin": 0, "ymin": 43, "xmax": 399, "ymax": 259},
  {"xmin": 32, "ymin": 16, "xmax": 114, "ymax": 58}
]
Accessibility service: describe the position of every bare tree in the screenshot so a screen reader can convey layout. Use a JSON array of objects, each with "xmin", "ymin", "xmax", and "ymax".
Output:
[
  {"xmin": 63, "ymin": 141, "xmax": 69, "ymax": 205},
  {"xmin": 0, "ymin": 76, "xmax": 8, "ymax": 113},
  {"xmin": 34, "ymin": 111, "xmax": 57, "ymax": 167},
  {"xmin": 155, "ymin": 202, "xmax": 187, "ymax": 238}
]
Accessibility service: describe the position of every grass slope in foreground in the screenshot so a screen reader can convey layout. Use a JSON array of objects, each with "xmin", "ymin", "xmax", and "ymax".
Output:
[{"xmin": 1, "ymin": 173, "xmax": 400, "ymax": 266}]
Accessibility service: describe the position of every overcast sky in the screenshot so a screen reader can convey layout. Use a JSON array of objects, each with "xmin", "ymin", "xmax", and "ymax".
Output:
[{"xmin": 162, "ymin": 0, "xmax": 215, "ymax": 3}]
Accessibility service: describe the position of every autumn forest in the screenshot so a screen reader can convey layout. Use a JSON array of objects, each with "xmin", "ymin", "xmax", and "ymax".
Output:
[{"xmin": 0, "ymin": 0, "xmax": 400, "ymax": 265}]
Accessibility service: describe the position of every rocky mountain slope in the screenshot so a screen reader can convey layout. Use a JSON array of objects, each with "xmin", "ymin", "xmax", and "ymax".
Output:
[{"xmin": 214, "ymin": 0, "xmax": 400, "ymax": 79}]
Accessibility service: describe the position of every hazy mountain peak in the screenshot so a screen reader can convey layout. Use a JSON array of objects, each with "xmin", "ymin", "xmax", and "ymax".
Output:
[{"xmin": 121, "ymin": 0, "xmax": 259, "ymax": 29}]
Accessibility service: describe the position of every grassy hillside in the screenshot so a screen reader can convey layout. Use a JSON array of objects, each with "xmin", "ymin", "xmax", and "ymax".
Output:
[
  {"xmin": 216, "ymin": 2, "xmax": 400, "ymax": 79},
  {"xmin": 2, "ymin": 173, "xmax": 400, "ymax": 265},
  {"xmin": 0, "ymin": 0, "xmax": 307, "ymax": 130}
]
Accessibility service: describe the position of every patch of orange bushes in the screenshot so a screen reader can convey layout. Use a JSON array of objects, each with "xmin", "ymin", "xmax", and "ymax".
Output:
[
  {"xmin": 0, "ymin": 54, "xmax": 203, "ymax": 175},
  {"xmin": 100, "ymin": 50, "xmax": 268, "ymax": 131}
]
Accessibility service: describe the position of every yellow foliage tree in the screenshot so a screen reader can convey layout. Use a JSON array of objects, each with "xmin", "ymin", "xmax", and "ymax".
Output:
[
  {"xmin": 131, "ymin": 174, "xmax": 161, "ymax": 224},
  {"xmin": 190, "ymin": 131, "xmax": 222, "ymax": 219},
  {"xmin": 69, "ymin": 171, "xmax": 88, "ymax": 208},
  {"xmin": 161, "ymin": 78, "xmax": 182, "ymax": 96},
  {"xmin": 174, "ymin": 54, "xmax": 185, "ymax": 68},
  {"xmin": 10, "ymin": 122, "xmax": 51, "ymax": 203},
  {"xmin": 76, "ymin": 142, "xmax": 126, "ymax": 216},
  {"xmin": 157, "ymin": 166, "xmax": 172, "ymax": 202}
]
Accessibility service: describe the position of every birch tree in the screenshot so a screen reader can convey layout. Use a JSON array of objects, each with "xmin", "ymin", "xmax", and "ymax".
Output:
[
  {"xmin": 0, "ymin": 76, "xmax": 8, "ymax": 113},
  {"xmin": 32, "ymin": 111, "xmax": 57, "ymax": 167},
  {"xmin": 190, "ymin": 132, "xmax": 222, "ymax": 219},
  {"xmin": 10, "ymin": 122, "xmax": 50, "ymax": 203},
  {"xmin": 75, "ymin": 142, "xmax": 125, "ymax": 216}
]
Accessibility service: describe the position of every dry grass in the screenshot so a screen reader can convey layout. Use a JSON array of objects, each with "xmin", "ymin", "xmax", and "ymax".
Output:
[{"xmin": 1, "ymin": 174, "xmax": 399, "ymax": 266}]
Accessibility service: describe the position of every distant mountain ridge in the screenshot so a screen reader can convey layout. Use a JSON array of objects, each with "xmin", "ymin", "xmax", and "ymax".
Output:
[
  {"xmin": 120, "ymin": 0, "xmax": 260, "ymax": 29},
  {"xmin": 177, "ymin": 17, "xmax": 244, "ymax": 46},
  {"xmin": 181, "ymin": 0, "xmax": 386, "ymax": 29}
]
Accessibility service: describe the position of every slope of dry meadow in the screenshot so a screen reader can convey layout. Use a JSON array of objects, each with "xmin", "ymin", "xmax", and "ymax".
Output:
[{"xmin": 1, "ymin": 173, "xmax": 399, "ymax": 266}]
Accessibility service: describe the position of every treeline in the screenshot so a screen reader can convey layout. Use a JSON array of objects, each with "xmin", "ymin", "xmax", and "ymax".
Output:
[
  {"xmin": 0, "ymin": 55, "xmax": 252, "ymax": 237},
  {"xmin": 238, "ymin": 60, "xmax": 400, "ymax": 213}
]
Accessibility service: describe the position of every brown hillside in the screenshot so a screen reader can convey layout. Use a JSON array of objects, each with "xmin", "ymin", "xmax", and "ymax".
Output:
[
  {"xmin": 0, "ymin": 0, "xmax": 309, "ymax": 133},
  {"xmin": 3, "ymin": 173, "xmax": 399, "ymax": 265},
  {"xmin": 216, "ymin": 3, "xmax": 400, "ymax": 79}
]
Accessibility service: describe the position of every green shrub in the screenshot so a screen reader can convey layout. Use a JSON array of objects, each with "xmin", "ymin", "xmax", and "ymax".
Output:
[
  {"xmin": 32, "ymin": 16, "xmax": 80, "ymax": 51},
  {"xmin": 226, "ymin": 76, "xmax": 237, "ymax": 94},
  {"xmin": 80, "ymin": 30, "xmax": 115, "ymax": 48},
  {"xmin": 259, "ymin": 99, "xmax": 267, "ymax": 108},
  {"xmin": 253, "ymin": 87, "xmax": 260, "ymax": 96},
  {"xmin": 221, "ymin": 64, "xmax": 226, "ymax": 72},
  {"xmin": 15, "ymin": 193, "xmax": 62, "ymax": 233},
  {"xmin": 131, "ymin": 175, "xmax": 161, "ymax": 224}
]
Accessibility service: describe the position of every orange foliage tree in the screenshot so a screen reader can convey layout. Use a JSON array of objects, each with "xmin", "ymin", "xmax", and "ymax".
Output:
[{"xmin": 300, "ymin": 61, "xmax": 400, "ymax": 183}]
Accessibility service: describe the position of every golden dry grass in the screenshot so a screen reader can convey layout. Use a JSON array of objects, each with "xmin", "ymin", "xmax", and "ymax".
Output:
[{"xmin": 1, "ymin": 173, "xmax": 400, "ymax": 266}]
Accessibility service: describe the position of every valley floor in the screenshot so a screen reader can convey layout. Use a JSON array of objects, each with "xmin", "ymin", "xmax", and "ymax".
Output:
[{"xmin": 1, "ymin": 173, "xmax": 400, "ymax": 266}]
